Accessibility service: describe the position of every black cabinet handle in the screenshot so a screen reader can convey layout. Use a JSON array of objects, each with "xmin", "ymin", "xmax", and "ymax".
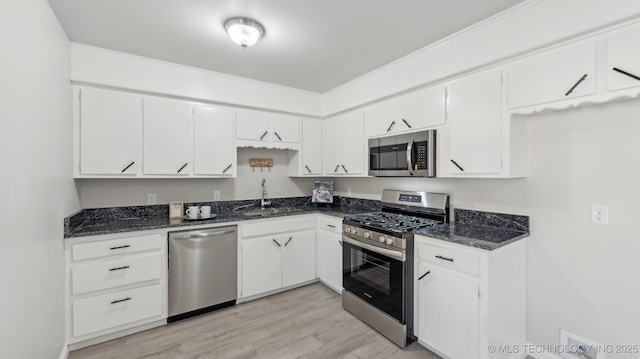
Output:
[
  {"xmin": 305, "ymin": 165, "xmax": 312, "ymax": 174},
  {"xmin": 111, "ymin": 297, "xmax": 131, "ymax": 305},
  {"xmin": 612, "ymin": 67, "xmax": 640, "ymax": 82},
  {"xmin": 565, "ymin": 74, "xmax": 588, "ymax": 96},
  {"xmin": 402, "ymin": 119, "xmax": 412, "ymax": 128},
  {"xmin": 223, "ymin": 164, "xmax": 232, "ymax": 173},
  {"xmin": 109, "ymin": 265, "xmax": 130, "ymax": 272},
  {"xmin": 435, "ymin": 255, "xmax": 454, "ymax": 262},
  {"xmin": 274, "ymin": 132, "xmax": 282, "ymax": 141},
  {"xmin": 327, "ymin": 224, "xmax": 336, "ymax": 228},
  {"xmin": 334, "ymin": 165, "xmax": 340, "ymax": 173},
  {"xmin": 272, "ymin": 239, "xmax": 281, "ymax": 247},
  {"xmin": 418, "ymin": 271, "xmax": 431, "ymax": 280},
  {"xmin": 260, "ymin": 131, "xmax": 268, "ymax": 140},
  {"xmin": 110, "ymin": 245, "xmax": 130, "ymax": 250},
  {"xmin": 177, "ymin": 162, "xmax": 188, "ymax": 173},
  {"xmin": 284, "ymin": 236, "xmax": 293, "ymax": 247},
  {"xmin": 338, "ymin": 240, "xmax": 343, "ymax": 247},
  {"xmin": 387, "ymin": 121, "xmax": 396, "ymax": 132},
  {"xmin": 450, "ymin": 159, "xmax": 464, "ymax": 172},
  {"xmin": 341, "ymin": 164, "xmax": 348, "ymax": 173},
  {"xmin": 121, "ymin": 161, "xmax": 135, "ymax": 173}
]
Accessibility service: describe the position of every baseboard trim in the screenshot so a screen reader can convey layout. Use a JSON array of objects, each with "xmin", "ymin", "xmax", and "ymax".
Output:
[{"xmin": 58, "ymin": 344, "xmax": 69, "ymax": 359}]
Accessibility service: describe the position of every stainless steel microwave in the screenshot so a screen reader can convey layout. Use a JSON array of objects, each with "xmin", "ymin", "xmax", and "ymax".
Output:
[{"xmin": 368, "ymin": 130, "xmax": 436, "ymax": 177}]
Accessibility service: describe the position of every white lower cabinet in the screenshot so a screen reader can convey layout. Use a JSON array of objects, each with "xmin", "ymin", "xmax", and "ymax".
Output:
[
  {"xmin": 316, "ymin": 215, "xmax": 343, "ymax": 293},
  {"xmin": 240, "ymin": 216, "xmax": 316, "ymax": 298},
  {"xmin": 414, "ymin": 235, "xmax": 526, "ymax": 359},
  {"xmin": 66, "ymin": 233, "xmax": 164, "ymax": 345}
]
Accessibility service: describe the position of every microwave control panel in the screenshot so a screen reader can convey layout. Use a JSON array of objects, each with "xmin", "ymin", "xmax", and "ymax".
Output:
[{"xmin": 415, "ymin": 141, "xmax": 428, "ymax": 170}]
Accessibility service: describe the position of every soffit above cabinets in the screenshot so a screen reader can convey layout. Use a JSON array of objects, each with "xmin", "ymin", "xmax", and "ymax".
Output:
[{"xmin": 47, "ymin": 0, "xmax": 526, "ymax": 93}]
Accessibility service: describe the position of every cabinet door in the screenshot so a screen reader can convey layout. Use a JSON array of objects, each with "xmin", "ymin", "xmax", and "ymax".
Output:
[
  {"xmin": 236, "ymin": 109, "xmax": 270, "ymax": 142},
  {"xmin": 340, "ymin": 111, "xmax": 365, "ymax": 175},
  {"xmin": 270, "ymin": 114, "xmax": 301, "ymax": 144},
  {"xmin": 364, "ymin": 99, "xmax": 399, "ymax": 137},
  {"xmin": 608, "ymin": 27, "xmax": 640, "ymax": 91},
  {"xmin": 316, "ymin": 229, "xmax": 343, "ymax": 292},
  {"xmin": 301, "ymin": 118, "xmax": 323, "ymax": 175},
  {"xmin": 399, "ymin": 86, "xmax": 446, "ymax": 131},
  {"xmin": 417, "ymin": 263, "xmax": 479, "ymax": 359},
  {"xmin": 193, "ymin": 106, "xmax": 235, "ymax": 176},
  {"xmin": 323, "ymin": 118, "xmax": 342, "ymax": 175},
  {"xmin": 79, "ymin": 88, "xmax": 142, "ymax": 175},
  {"xmin": 143, "ymin": 97, "xmax": 192, "ymax": 175},
  {"xmin": 241, "ymin": 236, "xmax": 282, "ymax": 297},
  {"xmin": 448, "ymin": 69, "xmax": 503, "ymax": 175},
  {"xmin": 506, "ymin": 42, "xmax": 596, "ymax": 109},
  {"xmin": 282, "ymin": 230, "xmax": 316, "ymax": 287}
]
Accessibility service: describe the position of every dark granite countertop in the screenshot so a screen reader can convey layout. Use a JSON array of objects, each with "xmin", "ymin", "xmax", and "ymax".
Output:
[
  {"xmin": 414, "ymin": 208, "xmax": 530, "ymax": 250},
  {"xmin": 64, "ymin": 196, "xmax": 380, "ymax": 239}
]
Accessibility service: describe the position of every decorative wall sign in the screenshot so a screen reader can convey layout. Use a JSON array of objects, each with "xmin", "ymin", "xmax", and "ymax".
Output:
[{"xmin": 250, "ymin": 158, "xmax": 273, "ymax": 172}]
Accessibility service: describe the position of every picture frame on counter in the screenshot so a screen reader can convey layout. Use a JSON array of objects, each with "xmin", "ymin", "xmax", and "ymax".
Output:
[{"xmin": 169, "ymin": 201, "xmax": 184, "ymax": 219}]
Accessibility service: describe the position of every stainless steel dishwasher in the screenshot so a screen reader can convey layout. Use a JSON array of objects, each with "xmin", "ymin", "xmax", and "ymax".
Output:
[{"xmin": 168, "ymin": 225, "xmax": 237, "ymax": 322}]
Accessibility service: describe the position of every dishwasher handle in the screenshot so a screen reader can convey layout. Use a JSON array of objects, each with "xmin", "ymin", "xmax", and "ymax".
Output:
[{"xmin": 171, "ymin": 229, "xmax": 236, "ymax": 240}]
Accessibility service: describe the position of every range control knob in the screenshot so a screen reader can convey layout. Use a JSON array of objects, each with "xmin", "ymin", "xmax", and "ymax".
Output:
[
  {"xmin": 386, "ymin": 237, "xmax": 395, "ymax": 245},
  {"xmin": 350, "ymin": 227, "xmax": 358, "ymax": 235},
  {"xmin": 364, "ymin": 231, "xmax": 372, "ymax": 239},
  {"xmin": 379, "ymin": 235, "xmax": 387, "ymax": 243}
]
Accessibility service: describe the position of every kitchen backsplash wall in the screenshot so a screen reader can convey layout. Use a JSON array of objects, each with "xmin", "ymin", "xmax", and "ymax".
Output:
[{"xmin": 77, "ymin": 147, "xmax": 314, "ymax": 208}]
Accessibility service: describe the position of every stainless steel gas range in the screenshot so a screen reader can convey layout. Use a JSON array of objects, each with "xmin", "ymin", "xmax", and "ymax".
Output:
[{"xmin": 341, "ymin": 189, "xmax": 449, "ymax": 348}]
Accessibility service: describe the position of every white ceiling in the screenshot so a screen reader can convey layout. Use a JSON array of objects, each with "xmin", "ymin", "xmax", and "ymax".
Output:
[{"xmin": 47, "ymin": 0, "xmax": 526, "ymax": 93}]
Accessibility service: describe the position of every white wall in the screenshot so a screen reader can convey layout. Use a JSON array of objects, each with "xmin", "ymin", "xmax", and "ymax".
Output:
[
  {"xmin": 332, "ymin": 100, "xmax": 640, "ymax": 357},
  {"xmin": 0, "ymin": 1, "xmax": 80, "ymax": 358},
  {"xmin": 77, "ymin": 148, "xmax": 314, "ymax": 208}
]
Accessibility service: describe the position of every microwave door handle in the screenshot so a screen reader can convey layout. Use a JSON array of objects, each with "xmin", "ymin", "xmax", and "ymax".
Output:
[{"xmin": 406, "ymin": 140, "xmax": 415, "ymax": 175}]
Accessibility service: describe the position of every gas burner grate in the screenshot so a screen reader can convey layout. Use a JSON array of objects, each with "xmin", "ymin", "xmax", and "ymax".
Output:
[{"xmin": 345, "ymin": 212, "xmax": 441, "ymax": 233}]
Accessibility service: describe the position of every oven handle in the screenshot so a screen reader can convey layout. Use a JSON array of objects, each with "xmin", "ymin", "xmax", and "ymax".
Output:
[
  {"xmin": 406, "ymin": 139, "xmax": 415, "ymax": 176},
  {"xmin": 342, "ymin": 234, "xmax": 405, "ymax": 262}
]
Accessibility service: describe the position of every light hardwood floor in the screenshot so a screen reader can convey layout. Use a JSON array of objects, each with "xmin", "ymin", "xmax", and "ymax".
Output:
[{"xmin": 69, "ymin": 283, "xmax": 439, "ymax": 359}]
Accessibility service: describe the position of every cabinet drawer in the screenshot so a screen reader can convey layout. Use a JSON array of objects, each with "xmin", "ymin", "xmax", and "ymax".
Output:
[
  {"xmin": 317, "ymin": 215, "xmax": 342, "ymax": 234},
  {"xmin": 72, "ymin": 284, "xmax": 162, "ymax": 337},
  {"xmin": 71, "ymin": 253, "xmax": 161, "ymax": 295},
  {"xmin": 418, "ymin": 242, "xmax": 480, "ymax": 276},
  {"xmin": 72, "ymin": 234, "xmax": 162, "ymax": 261},
  {"xmin": 242, "ymin": 216, "xmax": 316, "ymax": 237}
]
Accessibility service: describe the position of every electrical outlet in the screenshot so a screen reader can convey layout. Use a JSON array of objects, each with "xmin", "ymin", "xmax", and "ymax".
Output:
[
  {"xmin": 591, "ymin": 205, "xmax": 609, "ymax": 225},
  {"xmin": 147, "ymin": 193, "xmax": 157, "ymax": 205},
  {"xmin": 560, "ymin": 329, "xmax": 605, "ymax": 359},
  {"xmin": 213, "ymin": 190, "xmax": 221, "ymax": 201}
]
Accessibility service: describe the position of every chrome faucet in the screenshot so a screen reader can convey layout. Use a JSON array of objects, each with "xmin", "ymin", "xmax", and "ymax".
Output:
[{"xmin": 261, "ymin": 178, "xmax": 271, "ymax": 209}]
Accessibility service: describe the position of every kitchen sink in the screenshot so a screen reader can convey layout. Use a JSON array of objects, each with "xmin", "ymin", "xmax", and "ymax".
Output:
[{"xmin": 242, "ymin": 207, "xmax": 303, "ymax": 217}]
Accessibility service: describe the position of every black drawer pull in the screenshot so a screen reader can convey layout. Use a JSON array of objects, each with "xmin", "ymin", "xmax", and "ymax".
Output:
[
  {"xmin": 402, "ymin": 119, "xmax": 412, "ymax": 128},
  {"xmin": 223, "ymin": 164, "xmax": 232, "ymax": 173},
  {"xmin": 435, "ymin": 255, "xmax": 454, "ymax": 262},
  {"xmin": 177, "ymin": 162, "xmax": 188, "ymax": 173},
  {"xmin": 387, "ymin": 121, "xmax": 396, "ymax": 132},
  {"xmin": 260, "ymin": 131, "xmax": 268, "ymax": 140},
  {"xmin": 109, "ymin": 245, "xmax": 130, "ymax": 250},
  {"xmin": 109, "ymin": 265, "xmax": 130, "ymax": 272},
  {"xmin": 450, "ymin": 159, "xmax": 464, "ymax": 172},
  {"xmin": 418, "ymin": 271, "xmax": 431, "ymax": 280},
  {"xmin": 284, "ymin": 236, "xmax": 293, "ymax": 247},
  {"xmin": 327, "ymin": 224, "xmax": 336, "ymax": 228},
  {"xmin": 111, "ymin": 297, "xmax": 131, "ymax": 305},
  {"xmin": 272, "ymin": 239, "xmax": 281, "ymax": 247},
  {"xmin": 121, "ymin": 161, "xmax": 135, "ymax": 173},
  {"xmin": 612, "ymin": 67, "xmax": 640, "ymax": 82},
  {"xmin": 564, "ymin": 74, "xmax": 588, "ymax": 96}
]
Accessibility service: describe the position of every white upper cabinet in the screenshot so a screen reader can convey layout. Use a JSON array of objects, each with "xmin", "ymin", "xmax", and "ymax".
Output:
[
  {"xmin": 364, "ymin": 86, "xmax": 446, "ymax": 138},
  {"xmin": 236, "ymin": 109, "xmax": 300, "ymax": 149},
  {"xmin": 193, "ymin": 106, "xmax": 236, "ymax": 176},
  {"xmin": 323, "ymin": 110, "xmax": 365, "ymax": 176},
  {"xmin": 78, "ymin": 87, "xmax": 142, "ymax": 175},
  {"xmin": 289, "ymin": 118, "xmax": 323, "ymax": 176},
  {"xmin": 142, "ymin": 97, "xmax": 192, "ymax": 175},
  {"xmin": 608, "ymin": 27, "xmax": 640, "ymax": 92},
  {"xmin": 398, "ymin": 86, "xmax": 446, "ymax": 130},
  {"xmin": 447, "ymin": 69, "xmax": 503, "ymax": 176},
  {"xmin": 506, "ymin": 42, "xmax": 597, "ymax": 109}
]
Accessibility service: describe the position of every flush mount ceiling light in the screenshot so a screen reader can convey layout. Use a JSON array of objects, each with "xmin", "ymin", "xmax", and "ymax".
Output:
[{"xmin": 224, "ymin": 17, "xmax": 265, "ymax": 49}]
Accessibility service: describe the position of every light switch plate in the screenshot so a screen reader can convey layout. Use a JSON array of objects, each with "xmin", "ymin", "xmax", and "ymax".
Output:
[
  {"xmin": 147, "ymin": 193, "xmax": 157, "ymax": 205},
  {"xmin": 213, "ymin": 190, "xmax": 221, "ymax": 201}
]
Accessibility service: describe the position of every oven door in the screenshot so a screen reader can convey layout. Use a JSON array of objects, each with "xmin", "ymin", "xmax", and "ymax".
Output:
[{"xmin": 342, "ymin": 234, "xmax": 406, "ymax": 323}]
